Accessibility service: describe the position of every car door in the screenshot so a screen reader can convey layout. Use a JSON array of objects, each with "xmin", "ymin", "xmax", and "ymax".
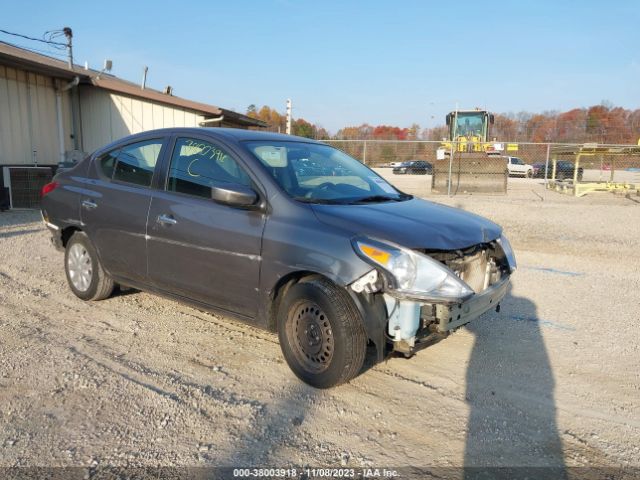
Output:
[
  {"xmin": 146, "ymin": 135, "xmax": 265, "ymax": 318},
  {"xmin": 81, "ymin": 136, "xmax": 167, "ymax": 283}
]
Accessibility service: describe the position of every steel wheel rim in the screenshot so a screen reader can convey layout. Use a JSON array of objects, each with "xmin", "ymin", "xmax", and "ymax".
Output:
[
  {"xmin": 67, "ymin": 243, "xmax": 93, "ymax": 292},
  {"xmin": 289, "ymin": 301, "xmax": 334, "ymax": 373}
]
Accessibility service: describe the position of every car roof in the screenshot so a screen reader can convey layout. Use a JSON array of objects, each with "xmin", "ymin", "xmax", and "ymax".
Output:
[
  {"xmin": 92, "ymin": 127, "xmax": 326, "ymax": 157},
  {"xmin": 132, "ymin": 127, "xmax": 322, "ymax": 143}
]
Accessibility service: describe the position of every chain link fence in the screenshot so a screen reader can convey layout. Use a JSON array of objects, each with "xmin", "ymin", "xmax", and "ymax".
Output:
[{"xmin": 323, "ymin": 140, "xmax": 640, "ymax": 197}]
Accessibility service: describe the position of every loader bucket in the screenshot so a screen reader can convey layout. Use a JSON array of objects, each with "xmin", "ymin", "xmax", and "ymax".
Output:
[{"xmin": 431, "ymin": 153, "xmax": 508, "ymax": 194}]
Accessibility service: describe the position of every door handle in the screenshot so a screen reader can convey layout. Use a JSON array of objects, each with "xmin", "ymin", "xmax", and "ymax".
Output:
[
  {"xmin": 82, "ymin": 199, "xmax": 97, "ymax": 210},
  {"xmin": 157, "ymin": 214, "xmax": 177, "ymax": 226}
]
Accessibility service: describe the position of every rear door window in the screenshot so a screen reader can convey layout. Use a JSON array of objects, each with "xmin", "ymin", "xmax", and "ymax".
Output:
[
  {"xmin": 112, "ymin": 140, "xmax": 163, "ymax": 187},
  {"xmin": 96, "ymin": 149, "xmax": 120, "ymax": 179}
]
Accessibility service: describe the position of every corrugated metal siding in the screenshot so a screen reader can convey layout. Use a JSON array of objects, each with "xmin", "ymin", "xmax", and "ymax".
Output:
[
  {"xmin": 0, "ymin": 65, "xmax": 73, "ymax": 165},
  {"xmin": 79, "ymin": 87, "xmax": 206, "ymax": 153}
]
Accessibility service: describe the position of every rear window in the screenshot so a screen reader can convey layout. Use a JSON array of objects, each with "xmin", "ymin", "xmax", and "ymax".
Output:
[
  {"xmin": 113, "ymin": 140, "xmax": 163, "ymax": 187},
  {"xmin": 97, "ymin": 150, "xmax": 119, "ymax": 179},
  {"xmin": 95, "ymin": 139, "xmax": 163, "ymax": 187}
]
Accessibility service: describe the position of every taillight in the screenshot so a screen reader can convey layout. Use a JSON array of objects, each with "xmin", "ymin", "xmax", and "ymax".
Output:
[{"xmin": 41, "ymin": 181, "xmax": 59, "ymax": 197}]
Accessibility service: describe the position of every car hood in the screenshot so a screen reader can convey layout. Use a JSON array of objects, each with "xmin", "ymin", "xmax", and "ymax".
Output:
[{"xmin": 311, "ymin": 198, "xmax": 502, "ymax": 250}]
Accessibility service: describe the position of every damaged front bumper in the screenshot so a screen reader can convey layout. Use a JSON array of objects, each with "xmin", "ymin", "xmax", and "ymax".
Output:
[
  {"xmin": 351, "ymin": 267, "xmax": 510, "ymax": 356},
  {"xmin": 349, "ymin": 236, "xmax": 515, "ymax": 356},
  {"xmin": 429, "ymin": 275, "xmax": 509, "ymax": 333},
  {"xmin": 383, "ymin": 276, "xmax": 510, "ymax": 355}
]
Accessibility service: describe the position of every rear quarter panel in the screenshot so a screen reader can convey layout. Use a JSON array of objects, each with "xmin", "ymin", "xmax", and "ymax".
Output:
[{"xmin": 41, "ymin": 159, "xmax": 91, "ymax": 231}]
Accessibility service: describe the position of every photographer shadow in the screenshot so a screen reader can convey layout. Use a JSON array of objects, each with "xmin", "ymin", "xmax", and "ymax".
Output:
[{"xmin": 464, "ymin": 284, "xmax": 566, "ymax": 479}]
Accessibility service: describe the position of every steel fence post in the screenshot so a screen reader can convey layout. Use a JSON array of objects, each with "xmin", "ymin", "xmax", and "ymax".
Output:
[
  {"xmin": 363, "ymin": 140, "xmax": 367, "ymax": 165},
  {"xmin": 544, "ymin": 143, "xmax": 550, "ymax": 191},
  {"xmin": 448, "ymin": 141, "xmax": 454, "ymax": 196}
]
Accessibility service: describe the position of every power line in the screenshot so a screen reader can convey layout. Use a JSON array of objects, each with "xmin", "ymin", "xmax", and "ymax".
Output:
[
  {"xmin": 0, "ymin": 27, "xmax": 74, "ymax": 68},
  {"xmin": 43, "ymin": 30, "xmax": 67, "ymax": 50},
  {"xmin": 0, "ymin": 28, "xmax": 66, "ymax": 47},
  {"xmin": 0, "ymin": 40, "xmax": 67, "ymax": 59}
]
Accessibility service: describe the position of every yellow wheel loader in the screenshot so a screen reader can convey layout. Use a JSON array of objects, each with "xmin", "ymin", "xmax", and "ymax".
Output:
[{"xmin": 432, "ymin": 109, "xmax": 514, "ymax": 194}]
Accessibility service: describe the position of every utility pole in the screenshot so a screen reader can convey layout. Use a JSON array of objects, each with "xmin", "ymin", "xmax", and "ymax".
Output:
[
  {"xmin": 141, "ymin": 66, "xmax": 148, "ymax": 89},
  {"xmin": 286, "ymin": 99, "xmax": 292, "ymax": 135},
  {"xmin": 63, "ymin": 27, "xmax": 73, "ymax": 69}
]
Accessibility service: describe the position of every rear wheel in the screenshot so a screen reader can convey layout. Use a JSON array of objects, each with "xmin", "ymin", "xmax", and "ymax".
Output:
[
  {"xmin": 526, "ymin": 169, "xmax": 533, "ymax": 178},
  {"xmin": 64, "ymin": 232, "xmax": 114, "ymax": 301},
  {"xmin": 278, "ymin": 277, "xmax": 367, "ymax": 388}
]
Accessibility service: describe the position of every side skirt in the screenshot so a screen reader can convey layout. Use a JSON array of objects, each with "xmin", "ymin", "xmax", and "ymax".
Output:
[{"xmin": 111, "ymin": 275, "xmax": 268, "ymax": 331}]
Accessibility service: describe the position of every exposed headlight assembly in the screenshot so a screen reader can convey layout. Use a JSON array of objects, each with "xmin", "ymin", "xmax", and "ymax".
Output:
[{"xmin": 352, "ymin": 237, "xmax": 474, "ymax": 303}]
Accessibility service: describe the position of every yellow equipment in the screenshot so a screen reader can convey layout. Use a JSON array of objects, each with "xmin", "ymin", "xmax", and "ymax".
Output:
[
  {"xmin": 432, "ymin": 109, "xmax": 513, "ymax": 194},
  {"xmin": 547, "ymin": 143, "xmax": 640, "ymax": 197},
  {"xmin": 439, "ymin": 109, "xmax": 518, "ymax": 154}
]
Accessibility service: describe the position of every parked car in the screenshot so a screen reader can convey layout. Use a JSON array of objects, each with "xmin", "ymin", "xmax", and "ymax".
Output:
[
  {"xmin": 41, "ymin": 128, "xmax": 515, "ymax": 388},
  {"xmin": 532, "ymin": 161, "xmax": 583, "ymax": 181},
  {"xmin": 532, "ymin": 162, "xmax": 546, "ymax": 178},
  {"xmin": 504, "ymin": 156, "xmax": 533, "ymax": 177},
  {"xmin": 553, "ymin": 161, "xmax": 584, "ymax": 181},
  {"xmin": 392, "ymin": 160, "xmax": 433, "ymax": 175}
]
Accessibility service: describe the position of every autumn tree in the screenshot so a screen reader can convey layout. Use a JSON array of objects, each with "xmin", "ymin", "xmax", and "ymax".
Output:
[
  {"xmin": 246, "ymin": 105, "xmax": 326, "ymax": 137},
  {"xmin": 336, "ymin": 124, "xmax": 374, "ymax": 139},
  {"xmin": 422, "ymin": 125, "xmax": 448, "ymax": 141},
  {"xmin": 407, "ymin": 124, "xmax": 421, "ymax": 140},
  {"xmin": 249, "ymin": 103, "xmax": 640, "ymax": 144}
]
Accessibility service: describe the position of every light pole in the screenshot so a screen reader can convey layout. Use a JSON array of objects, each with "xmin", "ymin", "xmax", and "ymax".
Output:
[{"xmin": 286, "ymin": 99, "xmax": 292, "ymax": 135}]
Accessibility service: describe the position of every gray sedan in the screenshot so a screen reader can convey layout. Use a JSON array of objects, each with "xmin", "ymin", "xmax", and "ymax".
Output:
[{"xmin": 41, "ymin": 128, "xmax": 515, "ymax": 388}]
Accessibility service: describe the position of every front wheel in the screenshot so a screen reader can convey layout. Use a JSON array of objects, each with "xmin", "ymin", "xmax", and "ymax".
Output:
[
  {"xmin": 278, "ymin": 277, "xmax": 367, "ymax": 388},
  {"xmin": 64, "ymin": 231, "xmax": 114, "ymax": 301},
  {"xmin": 526, "ymin": 170, "xmax": 533, "ymax": 178}
]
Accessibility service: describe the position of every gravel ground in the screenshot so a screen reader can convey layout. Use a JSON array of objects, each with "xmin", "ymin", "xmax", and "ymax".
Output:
[{"xmin": 0, "ymin": 180, "xmax": 639, "ymax": 475}]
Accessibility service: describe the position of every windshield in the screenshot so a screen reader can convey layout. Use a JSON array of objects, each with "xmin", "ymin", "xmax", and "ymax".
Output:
[
  {"xmin": 453, "ymin": 112, "xmax": 485, "ymax": 138},
  {"xmin": 245, "ymin": 141, "xmax": 411, "ymax": 204}
]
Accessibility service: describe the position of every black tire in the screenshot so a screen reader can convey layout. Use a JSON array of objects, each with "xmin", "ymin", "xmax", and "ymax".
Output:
[
  {"xmin": 277, "ymin": 277, "xmax": 367, "ymax": 388},
  {"xmin": 64, "ymin": 231, "xmax": 114, "ymax": 301},
  {"xmin": 526, "ymin": 170, "xmax": 533, "ymax": 178}
]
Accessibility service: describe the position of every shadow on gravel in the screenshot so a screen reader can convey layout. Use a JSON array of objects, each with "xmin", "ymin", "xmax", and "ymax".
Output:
[
  {"xmin": 110, "ymin": 285, "xmax": 140, "ymax": 298},
  {"xmin": 0, "ymin": 210, "xmax": 41, "ymax": 228},
  {"xmin": 219, "ymin": 382, "xmax": 318, "ymax": 466},
  {"xmin": 0, "ymin": 227, "xmax": 42, "ymax": 239},
  {"xmin": 464, "ymin": 284, "xmax": 566, "ymax": 479}
]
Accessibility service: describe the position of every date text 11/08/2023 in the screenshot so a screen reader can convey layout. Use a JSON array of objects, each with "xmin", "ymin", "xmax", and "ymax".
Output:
[{"xmin": 232, "ymin": 467, "xmax": 399, "ymax": 478}]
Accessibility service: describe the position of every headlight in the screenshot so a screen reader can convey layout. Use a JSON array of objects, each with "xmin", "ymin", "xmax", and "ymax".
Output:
[
  {"xmin": 352, "ymin": 237, "xmax": 474, "ymax": 302},
  {"xmin": 497, "ymin": 234, "xmax": 517, "ymax": 272}
]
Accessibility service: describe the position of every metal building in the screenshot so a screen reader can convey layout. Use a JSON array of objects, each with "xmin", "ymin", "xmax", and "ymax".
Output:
[{"xmin": 0, "ymin": 42, "xmax": 265, "ymax": 208}]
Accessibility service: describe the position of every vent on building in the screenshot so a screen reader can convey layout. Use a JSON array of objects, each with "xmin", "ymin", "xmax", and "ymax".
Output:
[{"xmin": 2, "ymin": 167, "xmax": 53, "ymax": 209}]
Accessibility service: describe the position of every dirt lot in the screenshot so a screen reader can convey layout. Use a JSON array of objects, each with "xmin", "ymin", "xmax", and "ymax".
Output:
[{"xmin": 1, "ymin": 179, "xmax": 639, "ymax": 475}]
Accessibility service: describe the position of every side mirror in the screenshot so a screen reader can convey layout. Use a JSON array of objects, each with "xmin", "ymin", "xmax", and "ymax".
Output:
[
  {"xmin": 445, "ymin": 114, "xmax": 451, "ymax": 126},
  {"xmin": 211, "ymin": 184, "xmax": 258, "ymax": 208},
  {"xmin": 489, "ymin": 114, "xmax": 495, "ymax": 124}
]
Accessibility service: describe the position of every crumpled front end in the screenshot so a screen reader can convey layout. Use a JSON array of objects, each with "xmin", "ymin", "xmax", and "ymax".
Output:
[{"xmin": 350, "ymin": 237, "xmax": 515, "ymax": 356}]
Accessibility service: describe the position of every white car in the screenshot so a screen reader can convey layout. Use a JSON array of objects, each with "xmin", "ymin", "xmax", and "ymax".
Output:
[{"xmin": 505, "ymin": 156, "xmax": 533, "ymax": 177}]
